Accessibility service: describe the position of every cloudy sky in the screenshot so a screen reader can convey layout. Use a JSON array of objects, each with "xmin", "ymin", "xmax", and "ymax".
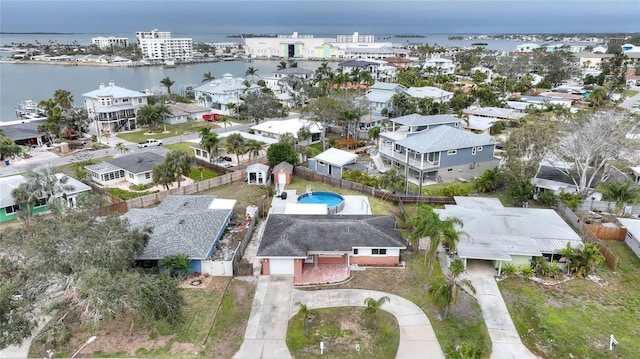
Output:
[{"xmin": 1, "ymin": 0, "xmax": 638, "ymax": 35}]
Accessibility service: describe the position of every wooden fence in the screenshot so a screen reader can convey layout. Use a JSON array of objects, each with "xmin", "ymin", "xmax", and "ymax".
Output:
[
  {"xmin": 558, "ymin": 202, "xmax": 618, "ymax": 271},
  {"xmin": 232, "ymin": 209, "xmax": 260, "ymax": 277},
  {"xmin": 293, "ymin": 166, "xmax": 455, "ymax": 205},
  {"xmin": 583, "ymin": 224, "xmax": 627, "ymax": 241},
  {"xmin": 125, "ymin": 170, "xmax": 246, "ymax": 209},
  {"xmin": 82, "ymin": 180, "xmax": 124, "ymax": 204}
]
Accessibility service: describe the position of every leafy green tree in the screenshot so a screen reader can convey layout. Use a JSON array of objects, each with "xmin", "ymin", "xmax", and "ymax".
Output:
[
  {"xmin": 238, "ymin": 91, "xmax": 288, "ymax": 125},
  {"xmin": 160, "ymin": 76, "xmax": 175, "ymax": 94},
  {"xmin": 267, "ymin": 142, "xmax": 299, "ymax": 166},
  {"xmin": 62, "ymin": 107, "xmax": 90, "ymax": 136},
  {"xmin": 0, "ymin": 134, "xmax": 21, "ymax": 162},
  {"xmin": 302, "ymin": 96, "xmax": 343, "ymax": 150},
  {"xmin": 277, "ymin": 61, "xmax": 287, "ymax": 70},
  {"xmin": 596, "ymin": 181, "xmax": 640, "ymax": 213},
  {"xmin": 508, "ymin": 180, "xmax": 536, "ymax": 207},
  {"xmin": 159, "ymin": 254, "xmax": 191, "ymax": 278},
  {"xmin": 224, "ymin": 133, "xmax": 247, "ymax": 165},
  {"xmin": 363, "ymin": 296, "xmax": 390, "ymax": 337},
  {"xmin": 473, "ymin": 168, "xmax": 504, "ymax": 193},
  {"xmin": 503, "ymin": 121, "xmax": 557, "ymax": 182}
]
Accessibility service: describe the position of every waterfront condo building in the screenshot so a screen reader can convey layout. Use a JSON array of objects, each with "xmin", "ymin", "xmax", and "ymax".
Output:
[
  {"xmin": 135, "ymin": 29, "xmax": 193, "ymax": 63},
  {"xmin": 82, "ymin": 81, "xmax": 149, "ymax": 134},
  {"xmin": 91, "ymin": 36, "xmax": 129, "ymax": 50}
]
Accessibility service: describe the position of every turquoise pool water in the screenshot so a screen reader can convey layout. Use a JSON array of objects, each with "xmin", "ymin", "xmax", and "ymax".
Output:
[{"xmin": 297, "ymin": 191, "xmax": 345, "ymax": 214}]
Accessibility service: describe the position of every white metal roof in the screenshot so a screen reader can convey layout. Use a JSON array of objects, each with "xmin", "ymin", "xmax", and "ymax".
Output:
[
  {"xmin": 250, "ymin": 118, "xmax": 323, "ymax": 137},
  {"xmin": 313, "ymin": 148, "xmax": 358, "ymax": 167}
]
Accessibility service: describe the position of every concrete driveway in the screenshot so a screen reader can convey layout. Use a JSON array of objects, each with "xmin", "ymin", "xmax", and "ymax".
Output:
[
  {"xmin": 466, "ymin": 260, "xmax": 540, "ymax": 359},
  {"xmin": 234, "ymin": 275, "xmax": 445, "ymax": 359}
]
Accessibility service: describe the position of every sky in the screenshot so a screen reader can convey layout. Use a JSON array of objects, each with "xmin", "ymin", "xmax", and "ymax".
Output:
[{"xmin": 0, "ymin": 0, "xmax": 638, "ymax": 35}]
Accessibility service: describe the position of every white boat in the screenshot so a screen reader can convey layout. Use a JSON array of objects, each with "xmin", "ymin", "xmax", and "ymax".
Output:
[
  {"xmin": 163, "ymin": 59, "xmax": 176, "ymax": 68},
  {"xmin": 15, "ymin": 100, "xmax": 46, "ymax": 119}
]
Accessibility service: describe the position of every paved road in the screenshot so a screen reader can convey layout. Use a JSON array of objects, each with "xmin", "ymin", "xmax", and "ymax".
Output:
[
  {"xmin": 618, "ymin": 85, "xmax": 640, "ymax": 113},
  {"xmin": 233, "ymin": 276, "xmax": 446, "ymax": 359},
  {"xmin": 466, "ymin": 261, "xmax": 540, "ymax": 359}
]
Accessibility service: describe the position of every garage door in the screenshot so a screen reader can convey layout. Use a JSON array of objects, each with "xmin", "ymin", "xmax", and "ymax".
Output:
[{"xmin": 269, "ymin": 258, "xmax": 294, "ymax": 275}]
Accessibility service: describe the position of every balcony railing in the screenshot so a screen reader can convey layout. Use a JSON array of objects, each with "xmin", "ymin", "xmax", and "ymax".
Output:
[{"xmin": 378, "ymin": 146, "xmax": 439, "ymax": 170}]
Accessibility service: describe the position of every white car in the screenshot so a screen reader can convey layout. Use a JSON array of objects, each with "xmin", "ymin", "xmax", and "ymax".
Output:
[{"xmin": 137, "ymin": 139, "xmax": 163, "ymax": 148}]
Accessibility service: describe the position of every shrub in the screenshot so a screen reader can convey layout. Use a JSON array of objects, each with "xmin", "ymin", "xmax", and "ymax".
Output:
[
  {"xmin": 537, "ymin": 190, "xmax": 558, "ymax": 207},
  {"xmin": 559, "ymin": 192, "xmax": 584, "ymax": 210},
  {"xmin": 519, "ymin": 265, "xmax": 535, "ymax": 278},
  {"xmin": 490, "ymin": 121, "xmax": 506, "ymax": 135},
  {"xmin": 441, "ymin": 183, "xmax": 472, "ymax": 197},
  {"xmin": 501, "ymin": 263, "xmax": 519, "ymax": 276}
]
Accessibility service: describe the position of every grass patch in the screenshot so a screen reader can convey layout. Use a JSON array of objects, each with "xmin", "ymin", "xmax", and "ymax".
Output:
[
  {"xmin": 106, "ymin": 187, "xmax": 159, "ymax": 200},
  {"xmin": 499, "ymin": 241, "xmax": 640, "ymax": 358},
  {"xmin": 200, "ymin": 181, "xmax": 269, "ymax": 219},
  {"xmin": 116, "ymin": 122, "xmax": 219, "ymax": 143},
  {"xmin": 287, "ymin": 307, "xmax": 399, "ymax": 359},
  {"xmin": 55, "ymin": 155, "xmax": 113, "ymax": 177},
  {"xmin": 164, "ymin": 142, "xmax": 197, "ymax": 152},
  {"xmin": 307, "ymin": 251, "xmax": 491, "ymax": 357},
  {"xmin": 188, "ymin": 166, "xmax": 220, "ymax": 182},
  {"xmin": 286, "ymin": 177, "xmax": 399, "ymax": 216},
  {"xmin": 623, "ymin": 89, "xmax": 639, "ymax": 97}
]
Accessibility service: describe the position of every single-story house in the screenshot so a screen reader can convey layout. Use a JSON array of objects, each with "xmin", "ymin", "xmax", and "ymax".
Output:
[
  {"xmin": 247, "ymin": 163, "xmax": 269, "ymax": 185},
  {"xmin": 257, "ymin": 214, "xmax": 407, "ymax": 276},
  {"xmin": 123, "ymin": 195, "xmax": 235, "ymax": 274},
  {"xmin": 190, "ymin": 131, "xmax": 278, "ymax": 165},
  {"xmin": 272, "ymin": 161, "xmax": 294, "ymax": 186},
  {"xmin": 0, "ymin": 173, "xmax": 91, "ymax": 223},
  {"xmin": 85, "ymin": 151, "xmax": 165, "ymax": 186},
  {"xmin": 163, "ymin": 102, "xmax": 212, "ymax": 124},
  {"xmin": 435, "ymin": 197, "xmax": 583, "ymax": 273},
  {"xmin": 308, "ymin": 148, "xmax": 358, "ymax": 179},
  {"xmin": 0, "ymin": 119, "xmax": 46, "ymax": 147},
  {"xmin": 250, "ymin": 118, "xmax": 323, "ymax": 145}
]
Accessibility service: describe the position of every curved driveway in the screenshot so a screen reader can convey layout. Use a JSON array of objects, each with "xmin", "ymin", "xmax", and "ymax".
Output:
[{"xmin": 234, "ymin": 276, "xmax": 445, "ymax": 359}]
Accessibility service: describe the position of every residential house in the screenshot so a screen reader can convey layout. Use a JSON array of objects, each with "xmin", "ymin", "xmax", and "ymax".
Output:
[
  {"xmin": 262, "ymin": 67, "xmax": 315, "ymax": 94},
  {"xmin": 163, "ymin": 102, "xmax": 212, "ymax": 124},
  {"xmin": 0, "ymin": 119, "xmax": 46, "ymax": 147},
  {"xmin": 364, "ymin": 82, "xmax": 406, "ymax": 116},
  {"xmin": 376, "ymin": 114, "xmax": 498, "ymax": 184},
  {"xmin": 308, "ymin": 148, "xmax": 359, "ymax": 178},
  {"xmin": 617, "ymin": 218, "xmax": 640, "ymax": 259},
  {"xmin": 531, "ymin": 163, "xmax": 600, "ymax": 194},
  {"xmin": 190, "ymin": 131, "xmax": 278, "ymax": 165},
  {"xmin": 83, "ymin": 80, "xmax": 150, "ymax": 134},
  {"xmin": 0, "ymin": 173, "xmax": 91, "ymax": 223},
  {"xmin": 423, "ymin": 57, "xmax": 456, "ymax": 75},
  {"xmin": 405, "ymin": 86, "xmax": 453, "ymax": 103},
  {"xmin": 257, "ymin": 214, "xmax": 407, "ymax": 276},
  {"xmin": 435, "ymin": 197, "xmax": 583, "ymax": 273},
  {"xmin": 123, "ymin": 195, "xmax": 235, "ymax": 274},
  {"xmin": 193, "ymin": 73, "xmax": 261, "ymax": 114},
  {"xmin": 250, "ymin": 118, "xmax": 323, "ymax": 145},
  {"xmin": 463, "ymin": 106, "xmax": 527, "ymax": 122},
  {"xmin": 383, "ymin": 56, "xmax": 414, "ymax": 69},
  {"xmin": 575, "ymin": 51, "xmax": 614, "ymax": 69},
  {"xmin": 85, "ymin": 151, "xmax": 165, "ymax": 186},
  {"xmin": 516, "ymin": 43, "xmax": 541, "ymax": 52},
  {"xmin": 246, "ymin": 163, "xmax": 270, "ymax": 185}
]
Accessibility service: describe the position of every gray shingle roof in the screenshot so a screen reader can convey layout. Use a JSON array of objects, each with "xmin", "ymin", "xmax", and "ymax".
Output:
[
  {"xmin": 396, "ymin": 125, "xmax": 493, "ymax": 153},
  {"xmin": 272, "ymin": 161, "xmax": 293, "ymax": 173},
  {"xmin": 123, "ymin": 195, "xmax": 232, "ymax": 260},
  {"xmin": 274, "ymin": 68, "xmax": 314, "ymax": 75},
  {"xmin": 104, "ymin": 152, "xmax": 165, "ymax": 174},
  {"xmin": 0, "ymin": 120, "xmax": 45, "ymax": 141},
  {"xmin": 257, "ymin": 215, "xmax": 407, "ymax": 257}
]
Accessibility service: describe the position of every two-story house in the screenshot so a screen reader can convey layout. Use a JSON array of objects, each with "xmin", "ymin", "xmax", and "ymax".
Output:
[
  {"xmin": 364, "ymin": 82, "xmax": 406, "ymax": 116},
  {"xmin": 193, "ymin": 73, "xmax": 260, "ymax": 114},
  {"xmin": 376, "ymin": 114, "xmax": 498, "ymax": 185},
  {"xmin": 83, "ymin": 81, "xmax": 150, "ymax": 134},
  {"xmin": 423, "ymin": 57, "xmax": 456, "ymax": 75}
]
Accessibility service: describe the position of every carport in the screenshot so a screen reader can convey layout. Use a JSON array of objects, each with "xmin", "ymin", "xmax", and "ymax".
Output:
[{"xmin": 457, "ymin": 234, "xmax": 542, "ymax": 275}]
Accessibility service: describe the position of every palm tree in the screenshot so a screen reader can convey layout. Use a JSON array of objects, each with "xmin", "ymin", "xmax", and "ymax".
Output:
[
  {"xmin": 153, "ymin": 162, "xmax": 177, "ymax": 190},
  {"xmin": 199, "ymin": 127, "xmax": 219, "ymax": 162},
  {"xmin": 12, "ymin": 166, "xmax": 74, "ymax": 214},
  {"xmin": 246, "ymin": 139, "xmax": 266, "ymax": 161},
  {"xmin": 596, "ymin": 181, "xmax": 640, "ymax": 213},
  {"xmin": 428, "ymin": 259, "xmax": 474, "ymax": 320},
  {"xmin": 224, "ymin": 133, "xmax": 246, "ymax": 165},
  {"xmin": 160, "ymin": 76, "xmax": 175, "ymax": 94},
  {"xmin": 245, "ymin": 67, "xmax": 259, "ymax": 83},
  {"xmin": 588, "ymin": 87, "xmax": 607, "ymax": 107},
  {"xmin": 368, "ymin": 126, "xmax": 381, "ymax": 146},
  {"xmin": 155, "ymin": 103, "xmax": 173, "ymax": 132},
  {"xmin": 294, "ymin": 301, "xmax": 312, "ymax": 337},
  {"xmin": 363, "ymin": 296, "xmax": 390, "ymax": 337},
  {"xmin": 115, "ymin": 142, "xmax": 129, "ymax": 155},
  {"xmin": 218, "ymin": 115, "xmax": 232, "ymax": 132},
  {"xmin": 53, "ymin": 89, "xmax": 74, "ymax": 109},
  {"xmin": 277, "ymin": 61, "xmax": 287, "ymax": 70},
  {"xmin": 226, "ymin": 103, "xmax": 237, "ymax": 117},
  {"xmin": 377, "ymin": 169, "xmax": 405, "ymax": 199},
  {"xmin": 159, "ymin": 253, "xmax": 191, "ymax": 278},
  {"xmin": 202, "ymin": 71, "xmax": 215, "ymax": 83},
  {"xmin": 165, "ymin": 150, "xmax": 194, "ymax": 188}
]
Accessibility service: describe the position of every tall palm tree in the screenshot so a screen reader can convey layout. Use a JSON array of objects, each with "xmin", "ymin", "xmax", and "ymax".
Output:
[
  {"xmin": 165, "ymin": 150, "xmax": 194, "ymax": 187},
  {"xmin": 245, "ymin": 67, "xmax": 259, "ymax": 83},
  {"xmin": 199, "ymin": 128, "xmax": 219, "ymax": 162},
  {"xmin": 202, "ymin": 71, "xmax": 215, "ymax": 83},
  {"xmin": 277, "ymin": 61, "xmax": 287, "ymax": 70},
  {"xmin": 368, "ymin": 126, "xmax": 381, "ymax": 146},
  {"xmin": 160, "ymin": 76, "xmax": 175, "ymax": 94},
  {"xmin": 153, "ymin": 162, "xmax": 177, "ymax": 190},
  {"xmin": 363, "ymin": 296, "xmax": 390, "ymax": 337},
  {"xmin": 377, "ymin": 169, "xmax": 405, "ymax": 199},
  {"xmin": 218, "ymin": 115, "xmax": 232, "ymax": 132},
  {"xmin": 245, "ymin": 139, "xmax": 266, "ymax": 161},
  {"xmin": 588, "ymin": 87, "xmax": 607, "ymax": 107},
  {"xmin": 115, "ymin": 142, "xmax": 129, "ymax": 155},
  {"xmin": 155, "ymin": 103, "xmax": 173, "ymax": 132},
  {"xmin": 224, "ymin": 133, "xmax": 246, "ymax": 165},
  {"xmin": 53, "ymin": 89, "xmax": 74, "ymax": 109}
]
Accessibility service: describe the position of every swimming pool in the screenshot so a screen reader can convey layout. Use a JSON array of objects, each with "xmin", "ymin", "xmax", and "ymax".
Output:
[{"xmin": 297, "ymin": 191, "xmax": 345, "ymax": 214}]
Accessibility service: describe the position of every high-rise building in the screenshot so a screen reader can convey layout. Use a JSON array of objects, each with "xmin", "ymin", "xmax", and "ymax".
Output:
[
  {"xmin": 91, "ymin": 36, "xmax": 129, "ymax": 50},
  {"xmin": 336, "ymin": 32, "xmax": 375, "ymax": 43},
  {"xmin": 135, "ymin": 29, "xmax": 193, "ymax": 62}
]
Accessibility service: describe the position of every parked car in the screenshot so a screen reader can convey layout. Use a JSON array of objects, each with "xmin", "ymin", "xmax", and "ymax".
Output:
[
  {"xmin": 215, "ymin": 156, "xmax": 232, "ymax": 163},
  {"xmin": 138, "ymin": 139, "xmax": 163, "ymax": 148}
]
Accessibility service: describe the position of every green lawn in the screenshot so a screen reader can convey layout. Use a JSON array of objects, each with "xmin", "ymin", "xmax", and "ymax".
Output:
[
  {"xmin": 188, "ymin": 166, "xmax": 220, "ymax": 182},
  {"xmin": 623, "ymin": 89, "xmax": 639, "ymax": 97},
  {"xmin": 106, "ymin": 187, "xmax": 159, "ymax": 200},
  {"xmin": 55, "ymin": 155, "xmax": 113, "ymax": 178},
  {"xmin": 116, "ymin": 122, "xmax": 219, "ymax": 143},
  {"xmin": 164, "ymin": 142, "xmax": 197, "ymax": 152},
  {"xmin": 499, "ymin": 241, "xmax": 640, "ymax": 359}
]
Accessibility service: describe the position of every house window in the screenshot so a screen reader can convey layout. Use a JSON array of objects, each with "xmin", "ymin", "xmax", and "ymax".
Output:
[
  {"xmin": 5, "ymin": 204, "xmax": 21, "ymax": 214},
  {"xmin": 477, "ymin": 146, "xmax": 483, "ymax": 152},
  {"xmin": 145, "ymin": 173, "xmax": 151, "ymax": 179},
  {"xmin": 353, "ymin": 249, "xmax": 359, "ymax": 255},
  {"xmin": 472, "ymin": 147, "xmax": 477, "ymax": 156},
  {"xmin": 138, "ymin": 98, "xmax": 143, "ymax": 104},
  {"xmin": 371, "ymin": 248, "xmax": 387, "ymax": 255},
  {"xmin": 447, "ymin": 150, "xmax": 457, "ymax": 155},
  {"xmin": 447, "ymin": 168, "xmax": 453, "ymax": 172},
  {"xmin": 122, "ymin": 98, "xmax": 129, "ymax": 103},
  {"xmin": 34, "ymin": 198, "xmax": 47, "ymax": 208},
  {"xmin": 196, "ymin": 149, "xmax": 201, "ymax": 156},
  {"xmin": 129, "ymin": 173, "xmax": 134, "ymax": 179},
  {"xmin": 317, "ymin": 161, "xmax": 325, "ymax": 166}
]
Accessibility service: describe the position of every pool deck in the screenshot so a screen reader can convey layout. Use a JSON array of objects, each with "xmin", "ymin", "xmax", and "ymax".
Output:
[{"xmin": 270, "ymin": 189, "xmax": 372, "ymax": 215}]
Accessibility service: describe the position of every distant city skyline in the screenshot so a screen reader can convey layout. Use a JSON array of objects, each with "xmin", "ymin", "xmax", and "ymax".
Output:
[{"xmin": 1, "ymin": 0, "xmax": 638, "ymax": 35}]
